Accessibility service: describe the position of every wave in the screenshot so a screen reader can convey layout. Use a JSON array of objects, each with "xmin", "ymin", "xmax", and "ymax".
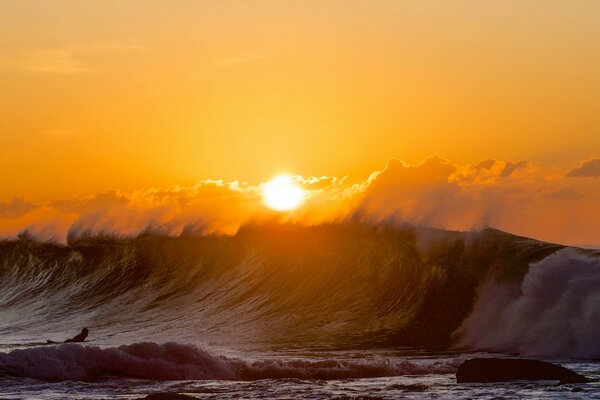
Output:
[
  {"xmin": 1, "ymin": 221, "xmax": 595, "ymax": 356},
  {"xmin": 455, "ymin": 248, "xmax": 600, "ymax": 358},
  {"xmin": 0, "ymin": 342, "xmax": 460, "ymax": 382}
]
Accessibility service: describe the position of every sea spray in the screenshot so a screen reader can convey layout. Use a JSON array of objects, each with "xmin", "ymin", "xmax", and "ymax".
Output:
[
  {"xmin": 0, "ymin": 342, "xmax": 460, "ymax": 382},
  {"xmin": 456, "ymin": 248, "xmax": 600, "ymax": 358}
]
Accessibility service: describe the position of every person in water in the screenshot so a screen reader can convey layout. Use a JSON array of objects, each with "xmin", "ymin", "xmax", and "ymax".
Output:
[
  {"xmin": 65, "ymin": 328, "xmax": 89, "ymax": 343},
  {"xmin": 47, "ymin": 328, "xmax": 89, "ymax": 344}
]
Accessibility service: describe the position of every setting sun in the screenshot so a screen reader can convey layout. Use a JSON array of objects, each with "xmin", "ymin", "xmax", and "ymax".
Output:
[{"xmin": 262, "ymin": 175, "xmax": 305, "ymax": 211}]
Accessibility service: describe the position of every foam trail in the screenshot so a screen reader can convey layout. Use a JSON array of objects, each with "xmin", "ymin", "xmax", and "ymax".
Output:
[
  {"xmin": 456, "ymin": 248, "xmax": 600, "ymax": 358},
  {"xmin": 0, "ymin": 342, "xmax": 459, "ymax": 382}
]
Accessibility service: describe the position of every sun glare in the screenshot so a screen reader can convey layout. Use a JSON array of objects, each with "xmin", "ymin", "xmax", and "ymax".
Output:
[{"xmin": 263, "ymin": 175, "xmax": 305, "ymax": 211}]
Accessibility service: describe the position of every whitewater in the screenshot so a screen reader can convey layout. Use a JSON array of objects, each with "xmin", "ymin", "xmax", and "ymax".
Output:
[{"xmin": 1, "ymin": 222, "xmax": 599, "ymax": 399}]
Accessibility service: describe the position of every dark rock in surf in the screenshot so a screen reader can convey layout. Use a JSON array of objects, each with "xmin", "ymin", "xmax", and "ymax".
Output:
[{"xmin": 456, "ymin": 358, "xmax": 589, "ymax": 384}]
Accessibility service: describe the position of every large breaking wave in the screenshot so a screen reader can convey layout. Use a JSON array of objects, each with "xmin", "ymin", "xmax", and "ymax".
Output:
[{"xmin": 1, "ymin": 221, "xmax": 598, "ymax": 361}]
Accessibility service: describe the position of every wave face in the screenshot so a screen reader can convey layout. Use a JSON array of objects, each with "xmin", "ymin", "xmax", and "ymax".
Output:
[
  {"xmin": 0, "ymin": 222, "xmax": 590, "ymax": 356},
  {"xmin": 0, "ymin": 342, "xmax": 460, "ymax": 382}
]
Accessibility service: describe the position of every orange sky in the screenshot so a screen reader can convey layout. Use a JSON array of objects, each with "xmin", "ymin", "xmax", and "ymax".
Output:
[{"xmin": 1, "ymin": 1, "xmax": 599, "ymax": 245}]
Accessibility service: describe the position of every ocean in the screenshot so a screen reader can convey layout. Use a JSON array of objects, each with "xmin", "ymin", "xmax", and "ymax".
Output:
[{"xmin": 1, "ymin": 222, "xmax": 599, "ymax": 399}]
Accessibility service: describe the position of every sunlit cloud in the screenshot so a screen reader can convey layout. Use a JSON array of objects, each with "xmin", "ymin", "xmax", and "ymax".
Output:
[{"xmin": 1, "ymin": 157, "xmax": 600, "ymax": 246}]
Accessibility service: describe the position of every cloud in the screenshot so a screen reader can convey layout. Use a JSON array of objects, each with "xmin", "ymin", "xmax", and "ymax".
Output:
[
  {"xmin": 454, "ymin": 159, "xmax": 538, "ymax": 184},
  {"xmin": 358, "ymin": 157, "xmax": 470, "ymax": 228},
  {"xmin": 358, "ymin": 157, "xmax": 537, "ymax": 231},
  {"xmin": 543, "ymin": 187, "xmax": 582, "ymax": 201},
  {"xmin": 63, "ymin": 182, "xmax": 262, "ymax": 241},
  {"xmin": 470, "ymin": 159, "xmax": 496, "ymax": 171},
  {"xmin": 51, "ymin": 190, "xmax": 129, "ymax": 214},
  {"xmin": 355, "ymin": 157, "xmax": 599, "ymax": 245},
  {"xmin": 0, "ymin": 196, "xmax": 37, "ymax": 219},
  {"xmin": 500, "ymin": 160, "xmax": 528, "ymax": 178},
  {"xmin": 567, "ymin": 158, "xmax": 600, "ymax": 178},
  {"xmin": 1, "ymin": 157, "xmax": 600, "ymax": 246},
  {"xmin": 0, "ymin": 42, "xmax": 145, "ymax": 74}
]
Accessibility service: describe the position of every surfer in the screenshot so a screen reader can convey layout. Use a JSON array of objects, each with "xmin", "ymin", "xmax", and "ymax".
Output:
[
  {"xmin": 65, "ymin": 328, "xmax": 89, "ymax": 343},
  {"xmin": 46, "ymin": 328, "xmax": 89, "ymax": 344}
]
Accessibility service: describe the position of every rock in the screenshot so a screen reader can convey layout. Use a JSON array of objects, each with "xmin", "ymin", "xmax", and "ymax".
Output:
[{"xmin": 456, "ymin": 358, "xmax": 589, "ymax": 384}]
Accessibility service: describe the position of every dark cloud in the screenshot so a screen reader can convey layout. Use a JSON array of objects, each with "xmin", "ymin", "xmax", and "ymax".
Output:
[
  {"xmin": 50, "ymin": 190, "xmax": 129, "ymax": 213},
  {"xmin": 567, "ymin": 159, "xmax": 600, "ymax": 178},
  {"xmin": 501, "ymin": 160, "xmax": 528, "ymax": 178},
  {"xmin": 543, "ymin": 187, "xmax": 582, "ymax": 201},
  {"xmin": 471, "ymin": 159, "xmax": 496, "ymax": 170},
  {"xmin": 0, "ymin": 196, "xmax": 36, "ymax": 219}
]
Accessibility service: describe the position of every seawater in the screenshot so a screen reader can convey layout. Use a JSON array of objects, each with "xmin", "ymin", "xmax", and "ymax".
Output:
[{"xmin": 1, "ymin": 223, "xmax": 600, "ymax": 398}]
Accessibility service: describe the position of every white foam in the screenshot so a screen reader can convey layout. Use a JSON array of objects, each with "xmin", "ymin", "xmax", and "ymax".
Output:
[
  {"xmin": 456, "ymin": 248, "xmax": 600, "ymax": 358},
  {"xmin": 0, "ymin": 342, "xmax": 459, "ymax": 382}
]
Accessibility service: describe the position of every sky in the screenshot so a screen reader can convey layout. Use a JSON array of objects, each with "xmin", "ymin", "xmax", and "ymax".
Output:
[{"xmin": 1, "ymin": 1, "xmax": 599, "ymax": 246}]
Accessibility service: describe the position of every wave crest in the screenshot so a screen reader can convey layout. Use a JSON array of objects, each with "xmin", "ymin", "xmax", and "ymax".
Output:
[
  {"xmin": 0, "ymin": 224, "xmax": 569, "ymax": 351},
  {"xmin": 456, "ymin": 248, "xmax": 600, "ymax": 358},
  {"xmin": 0, "ymin": 342, "xmax": 459, "ymax": 382}
]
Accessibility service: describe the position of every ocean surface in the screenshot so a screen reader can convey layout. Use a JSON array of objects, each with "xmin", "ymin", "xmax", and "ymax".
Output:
[{"xmin": 1, "ymin": 223, "xmax": 599, "ymax": 399}]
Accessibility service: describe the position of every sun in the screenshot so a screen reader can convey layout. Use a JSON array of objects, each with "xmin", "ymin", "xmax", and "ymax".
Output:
[{"xmin": 262, "ymin": 175, "xmax": 305, "ymax": 211}]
